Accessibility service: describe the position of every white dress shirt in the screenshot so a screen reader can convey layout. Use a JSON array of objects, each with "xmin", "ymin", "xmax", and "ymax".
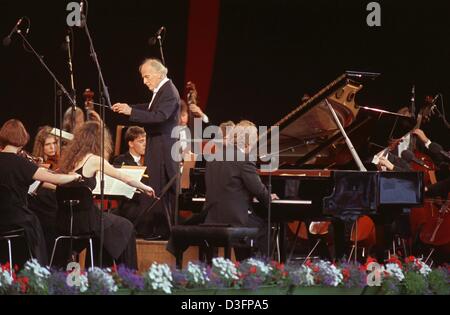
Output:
[
  {"xmin": 148, "ymin": 77, "xmax": 170, "ymax": 110},
  {"xmin": 130, "ymin": 152, "xmax": 142, "ymax": 166}
]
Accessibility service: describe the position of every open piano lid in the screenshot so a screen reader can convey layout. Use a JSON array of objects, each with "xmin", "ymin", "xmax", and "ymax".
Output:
[{"xmin": 261, "ymin": 71, "xmax": 380, "ymax": 168}]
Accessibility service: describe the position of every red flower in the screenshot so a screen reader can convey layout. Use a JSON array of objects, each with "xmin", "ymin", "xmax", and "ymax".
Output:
[
  {"xmin": 249, "ymin": 266, "xmax": 257, "ymax": 274},
  {"xmin": 18, "ymin": 276, "xmax": 29, "ymax": 294},
  {"xmin": 235, "ymin": 262, "xmax": 240, "ymax": 268},
  {"xmin": 111, "ymin": 264, "xmax": 117, "ymax": 273},
  {"xmin": 312, "ymin": 266, "xmax": 320, "ymax": 273},
  {"xmin": 342, "ymin": 268, "xmax": 350, "ymax": 279},
  {"xmin": 276, "ymin": 263, "xmax": 285, "ymax": 271},
  {"xmin": 305, "ymin": 260, "xmax": 312, "ymax": 267},
  {"xmin": 388, "ymin": 256, "xmax": 403, "ymax": 269},
  {"xmin": 405, "ymin": 256, "xmax": 416, "ymax": 264},
  {"xmin": 282, "ymin": 271, "xmax": 288, "ymax": 278}
]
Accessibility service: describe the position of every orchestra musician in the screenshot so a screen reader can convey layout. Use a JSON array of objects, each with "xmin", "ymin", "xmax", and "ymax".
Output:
[
  {"xmin": 411, "ymin": 128, "xmax": 450, "ymax": 198},
  {"xmin": 28, "ymin": 126, "xmax": 61, "ymax": 254},
  {"xmin": 0, "ymin": 119, "xmax": 81, "ymax": 266},
  {"xmin": 112, "ymin": 126, "xmax": 156, "ymax": 238},
  {"xmin": 32, "ymin": 125, "xmax": 59, "ymax": 170},
  {"xmin": 58, "ymin": 121, "xmax": 156, "ymax": 268}
]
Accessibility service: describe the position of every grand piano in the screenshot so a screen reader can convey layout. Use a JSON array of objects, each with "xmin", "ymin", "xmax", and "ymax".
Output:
[{"xmin": 180, "ymin": 71, "xmax": 423, "ymax": 260}]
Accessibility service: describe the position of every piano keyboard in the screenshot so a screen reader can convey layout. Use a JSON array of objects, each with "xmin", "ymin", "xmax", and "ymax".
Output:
[{"xmin": 192, "ymin": 198, "xmax": 312, "ymax": 205}]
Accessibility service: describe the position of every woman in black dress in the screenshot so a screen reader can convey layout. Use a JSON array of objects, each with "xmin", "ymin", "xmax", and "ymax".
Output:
[
  {"xmin": 0, "ymin": 119, "xmax": 81, "ymax": 266},
  {"xmin": 59, "ymin": 122, "xmax": 155, "ymax": 269}
]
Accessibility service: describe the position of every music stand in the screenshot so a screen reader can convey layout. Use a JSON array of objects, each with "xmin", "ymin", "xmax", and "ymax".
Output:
[{"xmin": 134, "ymin": 172, "xmax": 179, "ymax": 232}]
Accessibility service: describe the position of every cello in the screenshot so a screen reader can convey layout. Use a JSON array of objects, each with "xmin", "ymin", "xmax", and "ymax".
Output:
[{"xmin": 419, "ymin": 197, "xmax": 450, "ymax": 259}]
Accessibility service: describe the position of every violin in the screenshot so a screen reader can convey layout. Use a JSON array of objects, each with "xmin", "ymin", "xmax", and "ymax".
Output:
[
  {"xmin": 17, "ymin": 149, "xmax": 44, "ymax": 165},
  {"xmin": 44, "ymin": 154, "xmax": 59, "ymax": 170}
]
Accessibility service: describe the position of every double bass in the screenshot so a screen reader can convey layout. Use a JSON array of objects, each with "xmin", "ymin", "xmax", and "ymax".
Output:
[{"xmin": 419, "ymin": 197, "xmax": 450, "ymax": 258}]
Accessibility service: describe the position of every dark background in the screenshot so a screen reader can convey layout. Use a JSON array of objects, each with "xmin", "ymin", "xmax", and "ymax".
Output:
[{"xmin": 1, "ymin": 0, "xmax": 449, "ymax": 153}]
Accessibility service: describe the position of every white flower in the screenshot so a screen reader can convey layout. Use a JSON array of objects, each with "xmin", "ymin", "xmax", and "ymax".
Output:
[
  {"xmin": 415, "ymin": 259, "xmax": 432, "ymax": 277},
  {"xmin": 87, "ymin": 267, "xmax": 118, "ymax": 293},
  {"xmin": 383, "ymin": 263, "xmax": 405, "ymax": 282},
  {"xmin": 186, "ymin": 262, "xmax": 209, "ymax": 285},
  {"xmin": 246, "ymin": 258, "xmax": 273, "ymax": 276},
  {"xmin": 146, "ymin": 263, "xmax": 173, "ymax": 294},
  {"xmin": 315, "ymin": 260, "xmax": 343, "ymax": 287},
  {"xmin": 292, "ymin": 265, "xmax": 315, "ymax": 287},
  {"xmin": 25, "ymin": 259, "xmax": 51, "ymax": 279},
  {"xmin": 212, "ymin": 258, "xmax": 240, "ymax": 281},
  {"xmin": 0, "ymin": 269, "xmax": 13, "ymax": 290},
  {"xmin": 79, "ymin": 274, "xmax": 89, "ymax": 293},
  {"xmin": 24, "ymin": 259, "xmax": 50, "ymax": 290}
]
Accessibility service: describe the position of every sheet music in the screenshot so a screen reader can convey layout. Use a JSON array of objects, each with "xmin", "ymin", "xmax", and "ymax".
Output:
[
  {"xmin": 28, "ymin": 181, "xmax": 41, "ymax": 195},
  {"xmin": 92, "ymin": 166, "xmax": 146, "ymax": 199},
  {"xmin": 50, "ymin": 128, "xmax": 74, "ymax": 141}
]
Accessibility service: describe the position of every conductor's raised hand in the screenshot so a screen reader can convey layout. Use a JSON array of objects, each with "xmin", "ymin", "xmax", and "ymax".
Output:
[{"xmin": 112, "ymin": 103, "xmax": 132, "ymax": 116}]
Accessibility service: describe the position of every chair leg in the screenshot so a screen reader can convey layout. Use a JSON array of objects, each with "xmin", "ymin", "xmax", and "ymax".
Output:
[
  {"xmin": 50, "ymin": 237, "xmax": 65, "ymax": 268},
  {"xmin": 7, "ymin": 239, "xmax": 13, "ymax": 278},
  {"xmin": 88, "ymin": 238, "xmax": 94, "ymax": 270}
]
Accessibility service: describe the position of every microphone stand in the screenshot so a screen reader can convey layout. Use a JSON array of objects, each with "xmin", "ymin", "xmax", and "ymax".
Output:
[
  {"xmin": 81, "ymin": 8, "xmax": 112, "ymax": 267},
  {"xmin": 15, "ymin": 30, "xmax": 76, "ymax": 108},
  {"xmin": 157, "ymin": 34, "xmax": 166, "ymax": 66},
  {"xmin": 65, "ymin": 33, "xmax": 78, "ymax": 132}
]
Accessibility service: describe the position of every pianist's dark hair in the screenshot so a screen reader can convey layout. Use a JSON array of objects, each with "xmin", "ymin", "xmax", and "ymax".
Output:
[
  {"xmin": 0, "ymin": 119, "xmax": 30, "ymax": 148},
  {"xmin": 59, "ymin": 121, "xmax": 112, "ymax": 173}
]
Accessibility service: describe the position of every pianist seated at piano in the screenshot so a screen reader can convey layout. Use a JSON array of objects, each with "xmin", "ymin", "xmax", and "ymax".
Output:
[
  {"xmin": 202, "ymin": 120, "xmax": 279, "ymax": 260},
  {"xmin": 112, "ymin": 126, "xmax": 157, "ymax": 239}
]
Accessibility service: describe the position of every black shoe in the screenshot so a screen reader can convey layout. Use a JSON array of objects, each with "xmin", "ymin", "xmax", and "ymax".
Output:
[{"xmin": 142, "ymin": 233, "xmax": 163, "ymax": 241}]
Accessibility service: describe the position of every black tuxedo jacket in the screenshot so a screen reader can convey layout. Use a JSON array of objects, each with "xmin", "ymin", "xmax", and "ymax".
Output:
[
  {"xmin": 113, "ymin": 152, "xmax": 138, "ymax": 167},
  {"xmin": 203, "ymin": 152, "xmax": 270, "ymax": 227},
  {"xmin": 129, "ymin": 79, "xmax": 180, "ymax": 194}
]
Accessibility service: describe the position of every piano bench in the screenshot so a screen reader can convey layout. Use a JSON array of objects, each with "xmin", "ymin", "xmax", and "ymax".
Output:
[{"xmin": 171, "ymin": 225, "xmax": 259, "ymax": 269}]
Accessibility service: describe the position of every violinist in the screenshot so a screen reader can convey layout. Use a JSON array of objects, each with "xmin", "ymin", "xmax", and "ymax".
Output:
[
  {"xmin": 28, "ymin": 126, "xmax": 62, "ymax": 255},
  {"xmin": 412, "ymin": 129, "xmax": 450, "ymax": 198},
  {"xmin": 0, "ymin": 119, "xmax": 81, "ymax": 266},
  {"xmin": 32, "ymin": 125, "xmax": 59, "ymax": 170}
]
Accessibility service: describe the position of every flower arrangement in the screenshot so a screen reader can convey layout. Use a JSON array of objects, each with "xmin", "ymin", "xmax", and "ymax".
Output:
[
  {"xmin": 86, "ymin": 267, "xmax": 117, "ymax": 295},
  {"xmin": 144, "ymin": 262, "xmax": 173, "ymax": 294},
  {"xmin": 210, "ymin": 257, "xmax": 240, "ymax": 288},
  {"xmin": 0, "ymin": 263, "xmax": 14, "ymax": 294},
  {"xmin": 0, "ymin": 256, "xmax": 448, "ymax": 295}
]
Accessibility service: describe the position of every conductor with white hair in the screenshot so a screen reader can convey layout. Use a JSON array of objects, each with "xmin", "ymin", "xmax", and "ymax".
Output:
[{"xmin": 112, "ymin": 58, "xmax": 180, "ymax": 239}]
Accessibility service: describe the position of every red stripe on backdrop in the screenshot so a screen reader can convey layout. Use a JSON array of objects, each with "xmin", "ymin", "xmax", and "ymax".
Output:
[{"xmin": 184, "ymin": 0, "xmax": 220, "ymax": 110}]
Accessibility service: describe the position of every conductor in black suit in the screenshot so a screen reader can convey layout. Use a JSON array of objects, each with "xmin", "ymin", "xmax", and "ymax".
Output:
[
  {"xmin": 112, "ymin": 59, "xmax": 180, "ymax": 239},
  {"xmin": 203, "ymin": 120, "xmax": 277, "ymax": 259}
]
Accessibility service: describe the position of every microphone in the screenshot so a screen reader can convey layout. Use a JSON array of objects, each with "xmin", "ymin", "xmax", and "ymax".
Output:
[
  {"xmin": 148, "ymin": 26, "xmax": 166, "ymax": 46},
  {"xmin": 3, "ymin": 17, "xmax": 23, "ymax": 47},
  {"xmin": 77, "ymin": 0, "xmax": 86, "ymax": 28},
  {"xmin": 401, "ymin": 149, "xmax": 430, "ymax": 169}
]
